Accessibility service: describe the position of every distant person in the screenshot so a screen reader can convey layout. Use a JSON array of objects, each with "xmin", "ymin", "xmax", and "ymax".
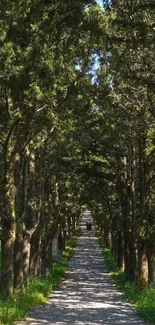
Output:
[{"xmin": 86, "ymin": 221, "xmax": 92, "ymax": 230}]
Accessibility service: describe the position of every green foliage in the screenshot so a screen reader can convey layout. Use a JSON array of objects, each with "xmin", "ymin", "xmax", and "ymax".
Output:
[
  {"xmin": 0, "ymin": 262, "xmax": 65, "ymax": 325},
  {"xmin": 62, "ymin": 236, "xmax": 78, "ymax": 261},
  {"xmin": 98, "ymin": 234, "xmax": 105, "ymax": 247},
  {"xmin": 137, "ymin": 286, "xmax": 155, "ymax": 323},
  {"xmin": 99, "ymin": 235, "xmax": 155, "ymax": 324},
  {"xmin": 103, "ymin": 248, "xmax": 118, "ymax": 272},
  {"xmin": 0, "ymin": 0, "xmax": 104, "ymax": 296},
  {"xmin": 1, "ymin": 0, "xmax": 155, "ymax": 313},
  {"xmin": 0, "ymin": 235, "xmax": 77, "ymax": 325}
]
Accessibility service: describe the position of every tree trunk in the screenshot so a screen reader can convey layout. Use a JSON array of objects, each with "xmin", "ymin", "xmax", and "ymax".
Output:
[
  {"xmin": 122, "ymin": 148, "xmax": 136, "ymax": 282},
  {"xmin": 111, "ymin": 231, "xmax": 117, "ymax": 258},
  {"xmin": 136, "ymin": 237, "xmax": 148, "ymax": 288},
  {"xmin": 104, "ymin": 223, "xmax": 112, "ymax": 248},
  {"xmin": 14, "ymin": 152, "xmax": 25, "ymax": 290},
  {"xmin": 129, "ymin": 236, "xmax": 136, "ymax": 282},
  {"xmin": 146, "ymin": 242, "xmax": 155, "ymax": 284},
  {"xmin": 122, "ymin": 196, "xmax": 131, "ymax": 282},
  {"xmin": 41, "ymin": 240, "xmax": 49, "ymax": 276},
  {"xmin": 123, "ymin": 222, "xmax": 136, "ymax": 282},
  {"xmin": 123, "ymin": 235, "xmax": 130, "ymax": 281},
  {"xmin": 29, "ymin": 228, "xmax": 41, "ymax": 278},
  {"xmin": 23, "ymin": 230, "xmax": 31, "ymax": 286},
  {"xmin": 1, "ymin": 149, "xmax": 16, "ymax": 296},
  {"xmin": 29, "ymin": 212, "xmax": 44, "ymax": 278},
  {"xmin": 116, "ymin": 230, "xmax": 124, "ymax": 269},
  {"xmin": 67, "ymin": 214, "xmax": 71, "ymax": 237},
  {"xmin": 1, "ymin": 223, "xmax": 15, "ymax": 296},
  {"xmin": 14, "ymin": 224, "xmax": 24, "ymax": 290},
  {"xmin": 139, "ymin": 138, "xmax": 145, "ymax": 220},
  {"xmin": 72, "ymin": 215, "xmax": 76, "ymax": 234},
  {"xmin": 129, "ymin": 144, "xmax": 136, "ymax": 282}
]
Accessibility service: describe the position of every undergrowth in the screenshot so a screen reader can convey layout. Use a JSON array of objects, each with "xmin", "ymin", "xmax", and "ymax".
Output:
[
  {"xmin": 98, "ymin": 234, "xmax": 155, "ymax": 325},
  {"xmin": 0, "ymin": 234, "xmax": 78, "ymax": 325}
]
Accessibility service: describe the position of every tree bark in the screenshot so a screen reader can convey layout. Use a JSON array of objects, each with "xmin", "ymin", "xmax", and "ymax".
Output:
[
  {"xmin": 123, "ymin": 233, "xmax": 130, "ymax": 281},
  {"xmin": 146, "ymin": 242, "xmax": 155, "ymax": 284},
  {"xmin": 116, "ymin": 230, "xmax": 124, "ymax": 269},
  {"xmin": 1, "ymin": 146, "xmax": 16, "ymax": 296},
  {"xmin": 136, "ymin": 237, "xmax": 148, "ymax": 288},
  {"xmin": 129, "ymin": 236, "xmax": 136, "ymax": 282},
  {"xmin": 14, "ymin": 151, "xmax": 24, "ymax": 290},
  {"xmin": 104, "ymin": 222, "xmax": 112, "ymax": 248},
  {"xmin": 29, "ymin": 209, "xmax": 43, "ymax": 278},
  {"xmin": 23, "ymin": 229, "xmax": 31, "ymax": 286},
  {"xmin": 122, "ymin": 187, "xmax": 131, "ymax": 282},
  {"xmin": 14, "ymin": 224, "xmax": 24, "ymax": 290},
  {"xmin": 111, "ymin": 231, "xmax": 117, "ymax": 258}
]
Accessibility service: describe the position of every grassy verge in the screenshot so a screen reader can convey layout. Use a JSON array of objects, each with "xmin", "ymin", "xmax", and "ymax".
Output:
[
  {"xmin": 98, "ymin": 235, "xmax": 155, "ymax": 325},
  {"xmin": 61, "ymin": 236, "xmax": 78, "ymax": 261},
  {"xmin": 0, "ymin": 234, "xmax": 78, "ymax": 325}
]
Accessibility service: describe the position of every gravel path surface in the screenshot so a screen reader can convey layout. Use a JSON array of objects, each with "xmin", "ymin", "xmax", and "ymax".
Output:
[{"xmin": 18, "ymin": 211, "xmax": 150, "ymax": 325}]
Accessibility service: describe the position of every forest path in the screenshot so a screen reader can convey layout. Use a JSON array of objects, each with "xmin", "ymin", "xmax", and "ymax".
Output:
[{"xmin": 16, "ymin": 210, "xmax": 150, "ymax": 325}]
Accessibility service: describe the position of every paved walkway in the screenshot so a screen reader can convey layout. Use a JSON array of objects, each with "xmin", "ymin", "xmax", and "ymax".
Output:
[{"xmin": 20, "ymin": 211, "xmax": 150, "ymax": 325}]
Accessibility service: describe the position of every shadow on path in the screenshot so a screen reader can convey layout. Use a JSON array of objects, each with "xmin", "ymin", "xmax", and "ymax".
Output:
[{"xmin": 17, "ymin": 210, "xmax": 151, "ymax": 325}]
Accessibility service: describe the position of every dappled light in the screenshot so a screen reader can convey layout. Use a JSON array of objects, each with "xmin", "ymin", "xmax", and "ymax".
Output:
[
  {"xmin": 23, "ymin": 211, "xmax": 148, "ymax": 325},
  {"xmin": 1, "ymin": 1, "xmax": 155, "ymax": 324}
]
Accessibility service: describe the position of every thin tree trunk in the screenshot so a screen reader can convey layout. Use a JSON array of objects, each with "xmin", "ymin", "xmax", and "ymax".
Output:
[
  {"xmin": 1, "ymin": 221, "xmax": 16, "ymax": 296},
  {"xmin": 111, "ymin": 231, "xmax": 117, "ymax": 258},
  {"xmin": 129, "ymin": 144, "xmax": 137, "ymax": 282},
  {"xmin": 14, "ymin": 224, "xmax": 24, "ymax": 290},
  {"xmin": 139, "ymin": 138, "xmax": 145, "ymax": 221},
  {"xmin": 23, "ymin": 229, "xmax": 32, "ymax": 286},
  {"xmin": 29, "ymin": 229, "xmax": 41, "ymax": 278},
  {"xmin": 41, "ymin": 232, "xmax": 53, "ymax": 277},
  {"xmin": 116, "ymin": 230, "xmax": 124, "ymax": 269},
  {"xmin": 29, "ymin": 208, "xmax": 43, "ymax": 278},
  {"xmin": 14, "ymin": 151, "xmax": 23, "ymax": 290},
  {"xmin": 72, "ymin": 215, "xmax": 76, "ymax": 234},
  {"xmin": 1, "ymin": 148, "xmax": 16, "ymax": 296},
  {"xmin": 67, "ymin": 215, "xmax": 71, "ymax": 237},
  {"xmin": 41, "ymin": 238, "xmax": 49, "ymax": 276},
  {"xmin": 136, "ymin": 237, "xmax": 148, "ymax": 288},
  {"xmin": 146, "ymin": 242, "xmax": 155, "ymax": 284},
  {"xmin": 100, "ymin": 218, "xmax": 103, "ymax": 236},
  {"xmin": 129, "ymin": 236, "xmax": 136, "ymax": 282},
  {"xmin": 104, "ymin": 222, "xmax": 112, "ymax": 248},
  {"xmin": 123, "ymin": 234, "xmax": 130, "ymax": 281},
  {"xmin": 122, "ymin": 196, "xmax": 131, "ymax": 282},
  {"xmin": 14, "ymin": 151, "xmax": 28, "ymax": 290}
]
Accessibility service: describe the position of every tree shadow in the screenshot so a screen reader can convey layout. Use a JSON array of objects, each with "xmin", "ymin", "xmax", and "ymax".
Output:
[{"xmin": 23, "ymin": 212, "xmax": 149, "ymax": 325}]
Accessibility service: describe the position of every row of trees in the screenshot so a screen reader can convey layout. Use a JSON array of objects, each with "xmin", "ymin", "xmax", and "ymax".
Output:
[
  {"xmin": 1, "ymin": 0, "xmax": 155, "ymax": 296},
  {"xmin": 0, "ymin": 0, "xmax": 104, "ymax": 295},
  {"xmin": 91, "ymin": 0, "xmax": 155, "ymax": 287}
]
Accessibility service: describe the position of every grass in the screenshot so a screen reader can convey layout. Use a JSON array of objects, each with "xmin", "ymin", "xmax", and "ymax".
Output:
[
  {"xmin": 0, "ymin": 234, "xmax": 78, "ymax": 325},
  {"xmin": 62, "ymin": 236, "xmax": 78, "ymax": 261},
  {"xmin": 98, "ymin": 234, "xmax": 155, "ymax": 324}
]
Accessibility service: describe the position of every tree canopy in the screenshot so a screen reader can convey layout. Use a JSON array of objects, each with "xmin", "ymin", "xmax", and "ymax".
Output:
[{"xmin": 0, "ymin": 0, "xmax": 155, "ymax": 295}]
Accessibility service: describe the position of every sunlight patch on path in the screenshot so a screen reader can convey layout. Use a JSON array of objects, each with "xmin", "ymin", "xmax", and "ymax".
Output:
[{"xmin": 15, "ymin": 210, "xmax": 151, "ymax": 325}]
